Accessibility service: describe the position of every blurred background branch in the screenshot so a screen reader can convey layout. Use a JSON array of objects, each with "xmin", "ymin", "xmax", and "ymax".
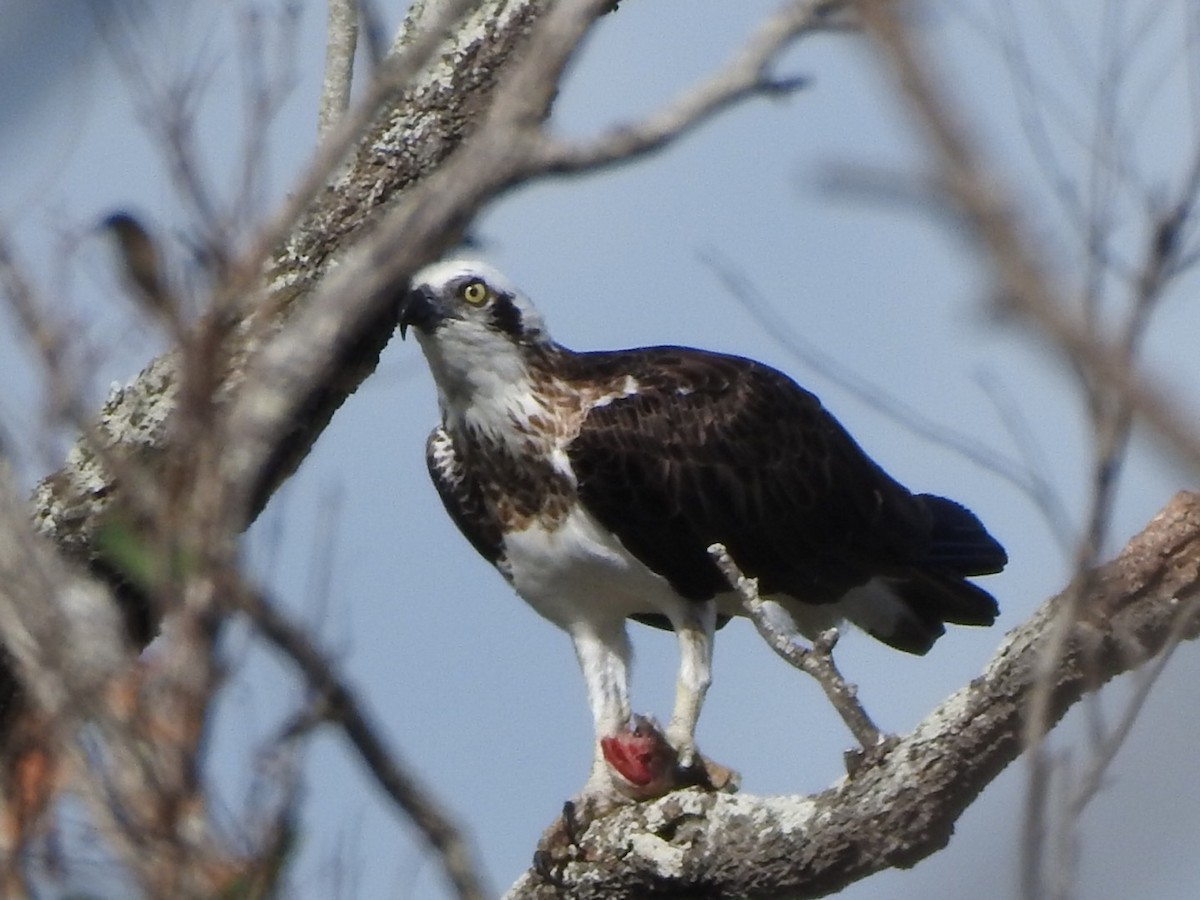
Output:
[{"xmin": 0, "ymin": 0, "xmax": 1198, "ymax": 897}]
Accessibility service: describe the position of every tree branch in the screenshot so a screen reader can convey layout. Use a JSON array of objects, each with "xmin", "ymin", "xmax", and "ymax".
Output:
[
  {"xmin": 505, "ymin": 492, "xmax": 1200, "ymax": 899},
  {"xmin": 708, "ymin": 543, "xmax": 883, "ymax": 752},
  {"xmin": 318, "ymin": 0, "xmax": 358, "ymax": 139},
  {"xmin": 28, "ymin": 0, "xmax": 543, "ymax": 566},
  {"xmin": 854, "ymin": 0, "xmax": 1200, "ymax": 475},
  {"xmin": 235, "ymin": 588, "xmax": 488, "ymax": 900},
  {"xmin": 528, "ymin": 0, "xmax": 845, "ymax": 174}
]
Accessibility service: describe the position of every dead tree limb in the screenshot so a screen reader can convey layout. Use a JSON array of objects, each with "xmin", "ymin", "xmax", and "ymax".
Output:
[
  {"xmin": 4, "ymin": 1, "xmax": 836, "ymax": 893},
  {"xmin": 28, "ymin": 0, "xmax": 553, "ymax": 563},
  {"xmin": 708, "ymin": 543, "xmax": 884, "ymax": 753},
  {"xmin": 505, "ymin": 492, "xmax": 1200, "ymax": 900}
]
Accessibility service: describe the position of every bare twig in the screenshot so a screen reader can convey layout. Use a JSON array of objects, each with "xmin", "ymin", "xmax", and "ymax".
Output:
[
  {"xmin": 233, "ymin": 588, "xmax": 488, "ymax": 900},
  {"xmin": 854, "ymin": 6, "xmax": 1200, "ymax": 898},
  {"xmin": 856, "ymin": 0, "xmax": 1200, "ymax": 481},
  {"xmin": 232, "ymin": 6, "xmax": 302, "ymax": 236},
  {"xmin": 701, "ymin": 249, "xmax": 1075, "ymax": 546},
  {"xmin": 318, "ymin": 0, "xmax": 359, "ymax": 139},
  {"xmin": 0, "ymin": 235, "xmax": 86, "ymax": 426},
  {"xmin": 530, "ymin": 0, "xmax": 843, "ymax": 174},
  {"xmin": 357, "ymin": 0, "xmax": 391, "ymax": 69},
  {"xmin": 707, "ymin": 543, "xmax": 883, "ymax": 751},
  {"xmin": 1066, "ymin": 588, "xmax": 1199, "ymax": 822}
]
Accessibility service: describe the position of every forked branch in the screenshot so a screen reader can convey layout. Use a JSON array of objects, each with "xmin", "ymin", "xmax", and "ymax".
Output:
[
  {"xmin": 505, "ymin": 494, "xmax": 1200, "ymax": 899},
  {"xmin": 707, "ymin": 542, "xmax": 884, "ymax": 752}
]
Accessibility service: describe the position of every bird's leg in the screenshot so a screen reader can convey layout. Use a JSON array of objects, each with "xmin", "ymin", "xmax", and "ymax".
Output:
[
  {"xmin": 665, "ymin": 598, "xmax": 717, "ymax": 770},
  {"xmin": 568, "ymin": 621, "xmax": 634, "ymax": 799},
  {"xmin": 562, "ymin": 609, "xmax": 731, "ymax": 821}
]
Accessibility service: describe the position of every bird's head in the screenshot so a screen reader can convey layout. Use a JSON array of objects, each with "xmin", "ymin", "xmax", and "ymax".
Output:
[
  {"xmin": 399, "ymin": 259, "xmax": 552, "ymax": 415},
  {"xmin": 399, "ymin": 259, "xmax": 548, "ymax": 344}
]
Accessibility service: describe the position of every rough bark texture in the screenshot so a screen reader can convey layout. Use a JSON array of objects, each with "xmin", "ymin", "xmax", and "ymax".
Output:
[
  {"xmin": 11, "ymin": 2, "xmax": 1195, "ymax": 895},
  {"xmin": 505, "ymin": 492, "xmax": 1200, "ymax": 899},
  {"xmin": 9, "ymin": 0, "xmax": 554, "ymax": 789},
  {"xmin": 27, "ymin": 0, "xmax": 549, "ymax": 631},
  {"xmin": 273, "ymin": 1, "xmax": 546, "ymax": 294}
]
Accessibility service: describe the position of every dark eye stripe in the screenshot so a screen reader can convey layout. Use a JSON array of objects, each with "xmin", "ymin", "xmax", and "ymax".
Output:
[{"xmin": 489, "ymin": 292, "xmax": 524, "ymax": 337}]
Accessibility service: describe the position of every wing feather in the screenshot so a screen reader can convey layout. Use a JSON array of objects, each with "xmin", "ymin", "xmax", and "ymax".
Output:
[{"xmin": 565, "ymin": 347, "xmax": 942, "ymax": 604}]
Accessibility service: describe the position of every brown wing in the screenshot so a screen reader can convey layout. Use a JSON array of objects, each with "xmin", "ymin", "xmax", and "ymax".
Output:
[{"xmin": 565, "ymin": 347, "xmax": 941, "ymax": 604}]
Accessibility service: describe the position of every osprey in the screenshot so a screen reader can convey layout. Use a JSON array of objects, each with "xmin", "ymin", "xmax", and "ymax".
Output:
[{"xmin": 398, "ymin": 259, "xmax": 1006, "ymax": 800}]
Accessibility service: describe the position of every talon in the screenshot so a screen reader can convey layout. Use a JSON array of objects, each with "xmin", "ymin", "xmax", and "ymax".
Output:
[
  {"xmin": 532, "ymin": 849, "xmax": 566, "ymax": 888},
  {"xmin": 673, "ymin": 742, "xmax": 697, "ymax": 771},
  {"xmin": 534, "ymin": 798, "xmax": 598, "ymax": 882},
  {"xmin": 562, "ymin": 799, "xmax": 585, "ymax": 846}
]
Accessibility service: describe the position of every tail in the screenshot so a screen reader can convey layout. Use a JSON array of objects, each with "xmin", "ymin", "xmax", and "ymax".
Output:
[
  {"xmin": 918, "ymin": 494, "xmax": 1007, "ymax": 575},
  {"xmin": 852, "ymin": 495, "xmax": 1006, "ymax": 655}
]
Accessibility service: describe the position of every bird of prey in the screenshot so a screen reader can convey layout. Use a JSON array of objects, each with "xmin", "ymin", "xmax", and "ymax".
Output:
[{"xmin": 398, "ymin": 259, "xmax": 1006, "ymax": 801}]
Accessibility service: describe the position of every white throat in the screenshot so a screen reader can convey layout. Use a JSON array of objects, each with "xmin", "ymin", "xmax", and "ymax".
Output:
[{"xmin": 416, "ymin": 327, "xmax": 550, "ymax": 451}]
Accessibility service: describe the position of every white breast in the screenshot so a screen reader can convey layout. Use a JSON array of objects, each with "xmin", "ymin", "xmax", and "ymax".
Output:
[{"xmin": 502, "ymin": 504, "xmax": 689, "ymax": 631}]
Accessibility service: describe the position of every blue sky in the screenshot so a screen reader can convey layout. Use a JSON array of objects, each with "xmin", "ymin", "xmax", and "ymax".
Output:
[{"xmin": 2, "ymin": 1, "xmax": 1199, "ymax": 898}]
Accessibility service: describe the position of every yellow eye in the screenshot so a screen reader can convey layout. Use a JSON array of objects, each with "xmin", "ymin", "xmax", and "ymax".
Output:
[{"xmin": 460, "ymin": 280, "xmax": 489, "ymax": 305}]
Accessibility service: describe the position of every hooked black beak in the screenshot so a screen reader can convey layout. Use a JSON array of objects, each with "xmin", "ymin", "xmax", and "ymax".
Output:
[{"xmin": 398, "ymin": 284, "xmax": 441, "ymax": 339}]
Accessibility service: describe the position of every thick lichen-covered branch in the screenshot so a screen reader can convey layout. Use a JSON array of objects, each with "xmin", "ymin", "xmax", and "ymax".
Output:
[
  {"xmin": 506, "ymin": 493, "xmax": 1200, "ymax": 900},
  {"xmin": 30, "ymin": 0, "xmax": 552, "ymax": 563}
]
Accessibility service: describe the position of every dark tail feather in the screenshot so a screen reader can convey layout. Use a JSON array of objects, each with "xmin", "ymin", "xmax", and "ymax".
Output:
[
  {"xmin": 872, "ymin": 573, "xmax": 1000, "ymax": 655},
  {"xmin": 919, "ymin": 494, "xmax": 1007, "ymax": 575},
  {"xmin": 900, "ymin": 572, "xmax": 999, "ymax": 627},
  {"xmin": 854, "ymin": 497, "xmax": 1003, "ymax": 656}
]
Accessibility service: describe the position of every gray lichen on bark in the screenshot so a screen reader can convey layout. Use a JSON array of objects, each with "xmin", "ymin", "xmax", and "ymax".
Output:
[
  {"xmin": 30, "ymin": 0, "xmax": 548, "ymax": 564},
  {"xmin": 506, "ymin": 492, "xmax": 1200, "ymax": 899}
]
